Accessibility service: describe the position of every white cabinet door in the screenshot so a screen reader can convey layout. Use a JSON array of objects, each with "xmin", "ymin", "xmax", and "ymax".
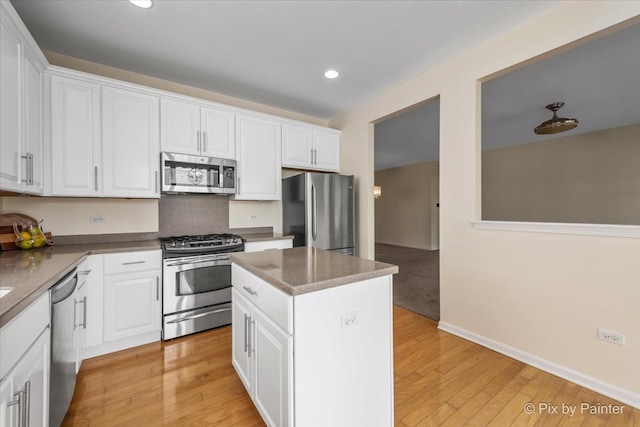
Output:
[
  {"xmin": 281, "ymin": 124, "xmax": 340, "ymax": 172},
  {"xmin": 235, "ymin": 114, "xmax": 281, "ymax": 200},
  {"xmin": 0, "ymin": 19, "xmax": 22, "ymax": 192},
  {"xmin": 22, "ymin": 50, "xmax": 44, "ymax": 194},
  {"xmin": 83, "ymin": 254, "xmax": 104, "ymax": 349},
  {"xmin": 104, "ymin": 270, "xmax": 161, "ymax": 342},
  {"xmin": 201, "ymin": 106, "xmax": 235, "ymax": 159},
  {"xmin": 313, "ymin": 131, "xmax": 340, "ymax": 172},
  {"xmin": 161, "ymin": 98, "xmax": 235, "ymax": 159},
  {"xmin": 281, "ymin": 125, "xmax": 313, "ymax": 169},
  {"xmin": 160, "ymin": 98, "xmax": 200, "ymax": 155},
  {"xmin": 102, "ymin": 86, "xmax": 160, "ymax": 198},
  {"xmin": 0, "ymin": 329, "xmax": 49, "ymax": 427},
  {"xmin": 231, "ymin": 289, "xmax": 253, "ymax": 395},
  {"xmin": 253, "ymin": 308, "xmax": 292, "ymax": 427},
  {"xmin": 50, "ymin": 75, "xmax": 101, "ymax": 196}
]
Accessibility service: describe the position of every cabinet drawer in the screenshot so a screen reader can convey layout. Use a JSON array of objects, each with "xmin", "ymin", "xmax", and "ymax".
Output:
[
  {"xmin": 244, "ymin": 239, "xmax": 293, "ymax": 253},
  {"xmin": 103, "ymin": 250, "xmax": 161, "ymax": 275},
  {"xmin": 0, "ymin": 292, "xmax": 49, "ymax": 378},
  {"xmin": 232, "ymin": 264, "xmax": 292, "ymax": 334}
]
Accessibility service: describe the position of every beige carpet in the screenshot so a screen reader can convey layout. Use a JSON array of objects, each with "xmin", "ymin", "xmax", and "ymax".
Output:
[{"xmin": 375, "ymin": 242, "xmax": 440, "ymax": 321}]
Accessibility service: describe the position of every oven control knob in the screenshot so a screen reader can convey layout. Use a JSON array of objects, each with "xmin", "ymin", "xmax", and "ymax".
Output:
[
  {"xmin": 180, "ymin": 241, "xmax": 186, "ymax": 247},
  {"xmin": 170, "ymin": 241, "xmax": 176, "ymax": 247}
]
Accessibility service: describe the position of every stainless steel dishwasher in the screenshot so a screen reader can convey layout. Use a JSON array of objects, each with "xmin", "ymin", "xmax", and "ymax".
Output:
[{"xmin": 49, "ymin": 268, "xmax": 78, "ymax": 427}]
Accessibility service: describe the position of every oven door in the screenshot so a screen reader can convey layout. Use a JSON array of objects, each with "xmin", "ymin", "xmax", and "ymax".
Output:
[{"xmin": 163, "ymin": 254, "xmax": 232, "ymax": 315}]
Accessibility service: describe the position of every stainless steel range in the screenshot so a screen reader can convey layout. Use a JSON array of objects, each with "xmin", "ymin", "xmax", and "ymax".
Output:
[{"xmin": 161, "ymin": 233, "xmax": 244, "ymax": 340}]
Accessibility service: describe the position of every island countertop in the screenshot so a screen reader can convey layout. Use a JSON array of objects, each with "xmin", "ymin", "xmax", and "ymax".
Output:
[{"xmin": 230, "ymin": 246, "xmax": 398, "ymax": 296}]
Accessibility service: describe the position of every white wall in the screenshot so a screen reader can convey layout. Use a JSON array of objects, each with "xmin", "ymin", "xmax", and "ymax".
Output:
[{"xmin": 331, "ymin": 2, "xmax": 640, "ymax": 406}]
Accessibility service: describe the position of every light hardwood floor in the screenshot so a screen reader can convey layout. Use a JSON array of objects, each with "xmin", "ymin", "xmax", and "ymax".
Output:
[{"xmin": 64, "ymin": 307, "xmax": 638, "ymax": 426}]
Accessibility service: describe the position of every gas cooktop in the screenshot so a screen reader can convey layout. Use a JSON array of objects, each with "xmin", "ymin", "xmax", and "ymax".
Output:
[{"xmin": 160, "ymin": 233, "xmax": 244, "ymax": 257}]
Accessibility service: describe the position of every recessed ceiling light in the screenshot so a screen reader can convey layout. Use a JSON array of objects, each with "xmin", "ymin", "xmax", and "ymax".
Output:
[
  {"xmin": 324, "ymin": 70, "xmax": 339, "ymax": 79},
  {"xmin": 129, "ymin": 0, "xmax": 153, "ymax": 9}
]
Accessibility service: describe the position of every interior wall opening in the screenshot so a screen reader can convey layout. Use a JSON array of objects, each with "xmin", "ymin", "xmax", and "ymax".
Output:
[{"xmin": 373, "ymin": 97, "xmax": 441, "ymax": 321}]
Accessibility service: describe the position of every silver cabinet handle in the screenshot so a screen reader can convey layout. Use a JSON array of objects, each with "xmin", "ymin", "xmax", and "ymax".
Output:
[
  {"xmin": 74, "ymin": 298, "xmax": 78, "ymax": 330},
  {"xmin": 242, "ymin": 286, "xmax": 257, "ymax": 296},
  {"xmin": 310, "ymin": 148, "xmax": 314, "ymax": 165},
  {"xmin": 249, "ymin": 318, "xmax": 255, "ymax": 357},
  {"xmin": 203, "ymin": 131, "xmax": 207, "ymax": 153},
  {"xmin": 78, "ymin": 269, "xmax": 92, "ymax": 276},
  {"xmin": 94, "ymin": 166, "xmax": 99, "ymax": 191},
  {"xmin": 122, "ymin": 260, "xmax": 146, "ymax": 266},
  {"xmin": 21, "ymin": 153, "xmax": 34, "ymax": 185},
  {"xmin": 28, "ymin": 153, "xmax": 33, "ymax": 185},
  {"xmin": 156, "ymin": 277, "xmax": 160, "ymax": 301},
  {"xmin": 9, "ymin": 379, "xmax": 31, "ymax": 427},
  {"xmin": 244, "ymin": 313, "xmax": 249, "ymax": 352},
  {"xmin": 155, "ymin": 171, "xmax": 158, "ymax": 193},
  {"xmin": 313, "ymin": 149, "xmax": 317, "ymax": 165},
  {"xmin": 237, "ymin": 176, "xmax": 241, "ymax": 195},
  {"xmin": 166, "ymin": 307, "xmax": 231, "ymax": 324},
  {"xmin": 197, "ymin": 131, "xmax": 201, "ymax": 151},
  {"xmin": 79, "ymin": 297, "xmax": 87, "ymax": 329}
]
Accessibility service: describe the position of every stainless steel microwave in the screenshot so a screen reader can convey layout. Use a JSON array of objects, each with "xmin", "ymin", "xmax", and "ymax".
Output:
[{"xmin": 161, "ymin": 152, "xmax": 236, "ymax": 195}]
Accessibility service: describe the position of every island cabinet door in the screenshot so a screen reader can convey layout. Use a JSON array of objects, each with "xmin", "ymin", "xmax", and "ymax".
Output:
[
  {"xmin": 253, "ymin": 308, "xmax": 293, "ymax": 427},
  {"xmin": 231, "ymin": 289, "xmax": 253, "ymax": 394}
]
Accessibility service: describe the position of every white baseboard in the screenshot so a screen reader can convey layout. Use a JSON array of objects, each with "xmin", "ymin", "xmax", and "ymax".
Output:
[
  {"xmin": 438, "ymin": 321, "xmax": 640, "ymax": 409},
  {"xmin": 84, "ymin": 331, "xmax": 160, "ymax": 360}
]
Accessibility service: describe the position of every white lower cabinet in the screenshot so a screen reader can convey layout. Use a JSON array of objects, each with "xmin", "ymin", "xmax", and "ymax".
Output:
[
  {"xmin": 232, "ymin": 263, "xmax": 394, "ymax": 427},
  {"xmin": 0, "ymin": 292, "xmax": 50, "ymax": 427},
  {"xmin": 232, "ymin": 288, "xmax": 293, "ymax": 427},
  {"xmin": 84, "ymin": 250, "xmax": 161, "ymax": 359},
  {"xmin": 0, "ymin": 330, "xmax": 49, "ymax": 427}
]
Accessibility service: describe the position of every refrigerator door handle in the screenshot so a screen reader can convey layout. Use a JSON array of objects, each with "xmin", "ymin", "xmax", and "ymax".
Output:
[{"xmin": 311, "ymin": 184, "xmax": 317, "ymax": 240}]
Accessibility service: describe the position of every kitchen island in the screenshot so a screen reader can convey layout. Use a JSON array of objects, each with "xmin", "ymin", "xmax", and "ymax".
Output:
[{"xmin": 230, "ymin": 247, "xmax": 398, "ymax": 427}]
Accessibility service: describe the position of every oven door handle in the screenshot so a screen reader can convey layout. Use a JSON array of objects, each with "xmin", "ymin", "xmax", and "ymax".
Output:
[
  {"xmin": 165, "ymin": 258, "xmax": 231, "ymax": 267},
  {"xmin": 166, "ymin": 308, "xmax": 232, "ymax": 324}
]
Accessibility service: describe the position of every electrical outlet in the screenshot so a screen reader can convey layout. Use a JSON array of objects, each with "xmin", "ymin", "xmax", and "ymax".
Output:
[
  {"xmin": 90, "ymin": 215, "xmax": 105, "ymax": 223},
  {"xmin": 341, "ymin": 311, "xmax": 359, "ymax": 329},
  {"xmin": 598, "ymin": 328, "xmax": 625, "ymax": 346},
  {"xmin": 249, "ymin": 215, "xmax": 258, "ymax": 220}
]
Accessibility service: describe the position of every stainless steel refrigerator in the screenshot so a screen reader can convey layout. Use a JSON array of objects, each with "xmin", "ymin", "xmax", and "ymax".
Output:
[{"xmin": 282, "ymin": 173, "xmax": 355, "ymax": 255}]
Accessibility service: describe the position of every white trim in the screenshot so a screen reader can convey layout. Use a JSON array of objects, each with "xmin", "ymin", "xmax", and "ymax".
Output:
[
  {"xmin": 471, "ymin": 220, "xmax": 640, "ymax": 238},
  {"xmin": 438, "ymin": 321, "xmax": 640, "ymax": 409}
]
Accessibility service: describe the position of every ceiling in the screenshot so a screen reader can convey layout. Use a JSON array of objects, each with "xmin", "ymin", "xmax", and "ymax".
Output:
[
  {"xmin": 11, "ymin": 0, "xmax": 560, "ymax": 120},
  {"xmin": 375, "ymin": 21, "xmax": 640, "ymax": 170}
]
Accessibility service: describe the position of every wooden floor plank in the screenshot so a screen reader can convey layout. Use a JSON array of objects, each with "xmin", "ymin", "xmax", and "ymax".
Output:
[{"xmin": 63, "ymin": 306, "xmax": 638, "ymax": 426}]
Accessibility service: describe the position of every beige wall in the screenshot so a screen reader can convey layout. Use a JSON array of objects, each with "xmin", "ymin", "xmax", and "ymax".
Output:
[
  {"xmin": 331, "ymin": 3, "xmax": 640, "ymax": 403},
  {"xmin": 375, "ymin": 161, "xmax": 439, "ymax": 250},
  {"xmin": 483, "ymin": 124, "xmax": 640, "ymax": 224},
  {"xmin": 0, "ymin": 52, "xmax": 329, "ymax": 235}
]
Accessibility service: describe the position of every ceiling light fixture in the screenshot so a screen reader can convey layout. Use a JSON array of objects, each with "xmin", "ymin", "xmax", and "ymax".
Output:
[
  {"xmin": 324, "ymin": 70, "xmax": 339, "ymax": 79},
  {"xmin": 534, "ymin": 102, "xmax": 579, "ymax": 135},
  {"xmin": 129, "ymin": 0, "xmax": 153, "ymax": 9}
]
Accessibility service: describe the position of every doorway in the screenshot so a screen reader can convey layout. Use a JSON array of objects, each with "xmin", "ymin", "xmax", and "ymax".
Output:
[{"xmin": 373, "ymin": 98, "xmax": 441, "ymax": 320}]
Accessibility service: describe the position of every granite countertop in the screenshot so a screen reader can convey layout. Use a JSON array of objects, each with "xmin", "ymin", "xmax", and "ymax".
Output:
[
  {"xmin": 230, "ymin": 246, "xmax": 398, "ymax": 296},
  {"xmin": 0, "ymin": 240, "xmax": 160, "ymax": 328}
]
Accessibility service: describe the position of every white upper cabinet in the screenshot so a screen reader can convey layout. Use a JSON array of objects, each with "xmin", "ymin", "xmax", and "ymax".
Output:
[
  {"xmin": 0, "ymin": 1, "xmax": 47, "ymax": 194},
  {"xmin": 234, "ymin": 114, "xmax": 282, "ymax": 200},
  {"xmin": 282, "ymin": 124, "xmax": 340, "ymax": 172},
  {"xmin": 102, "ymin": 86, "xmax": 160, "ymax": 198},
  {"xmin": 50, "ymin": 74, "xmax": 102, "ymax": 196},
  {"xmin": 161, "ymin": 97, "xmax": 235, "ymax": 159}
]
